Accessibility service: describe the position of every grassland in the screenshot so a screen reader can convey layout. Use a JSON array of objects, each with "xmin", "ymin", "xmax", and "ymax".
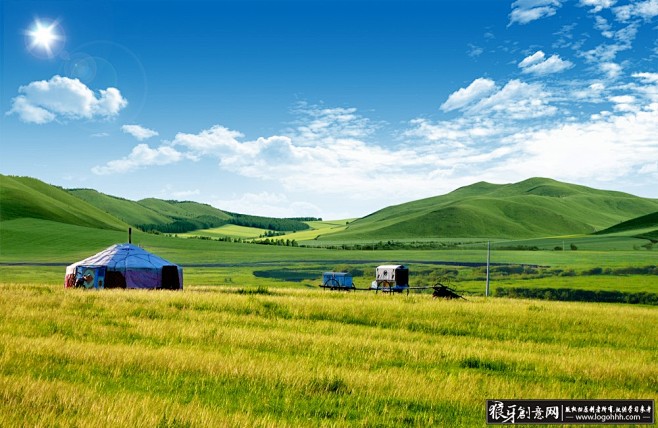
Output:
[
  {"xmin": 0, "ymin": 175, "xmax": 127, "ymax": 230},
  {"xmin": 181, "ymin": 224, "xmax": 271, "ymax": 240},
  {"xmin": 0, "ymin": 281, "xmax": 656, "ymax": 427},
  {"xmin": 2, "ymin": 174, "xmax": 658, "ymax": 425},
  {"xmin": 328, "ymin": 177, "xmax": 658, "ymax": 241},
  {"xmin": 3, "ymin": 217, "xmax": 658, "ymax": 270},
  {"xmin": 181, "ymin": 219, "xmax": 353, "ymax": 242}
]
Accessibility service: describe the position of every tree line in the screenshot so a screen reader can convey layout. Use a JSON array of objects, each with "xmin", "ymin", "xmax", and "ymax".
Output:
[
  {"xmin": 496, "ymin": 287, "xmax": 658, "ymax": 305},
  {"xmin": 137, "ymin": 213, "xmax": 312, "ymax": 234}
]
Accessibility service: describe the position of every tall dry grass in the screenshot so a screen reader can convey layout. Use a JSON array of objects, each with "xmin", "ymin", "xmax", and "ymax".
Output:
[{"xmin": 0, "ymin": 283, "xmax": 656, "ymax": 426}]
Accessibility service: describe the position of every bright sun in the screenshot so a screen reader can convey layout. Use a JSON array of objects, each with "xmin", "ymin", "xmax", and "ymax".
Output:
[{"xmin": 27, "ymin": 19, "xmax": 63, "ymax": 57}]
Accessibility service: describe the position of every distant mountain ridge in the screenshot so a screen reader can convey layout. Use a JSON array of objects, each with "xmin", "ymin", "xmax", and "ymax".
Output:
[
  {"xmin": 68, "ymin": 188, "xmax": 233, "ymax": 233},
  {"xmin": 2, "ymin": 174, "xmax": 658, "ymax": 240},
  {"xmin": 0, "ymin": 175, "xmax": 311, "ymax": 234},
  {"xmin": 327, "ymin": 177, "xmax": 658, "ymax": 240}
]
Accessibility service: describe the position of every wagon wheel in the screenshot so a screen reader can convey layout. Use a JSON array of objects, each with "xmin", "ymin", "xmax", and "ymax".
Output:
[
  {"xmin": 380, "ymin": 281, "xmax": 392, "ymax": 290},
  {"xmin": 324, "ymin": 278, "xmax": 340, "ymax": 290}
]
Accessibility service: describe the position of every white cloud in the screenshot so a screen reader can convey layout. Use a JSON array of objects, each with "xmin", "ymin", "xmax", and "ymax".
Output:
[
  {"xmin": 580, "ymin": 0, "xmax": 616, "ymax": 13},
  {"xmin": 519, "ymin": 51, "xmax": 574, "ymax": 75},
  {"xmin": 172, "ymin": 125, "xmax": 246, "ymax": 156},
  {"xmin": 497, "ymin": 104, "xmax": 658, "ymax": 183},
  {"xmin": 630, "ymin": 72, "xmax": 658, "ymax": 103},
  {"xmin": 468, "ymin": 44, "xmax": 484, "ymax": 57},
  {"xmin": 593, "ymin": 16, "xmax": 614, "ymax": 38},
  {"xmin": 509, "ymin": 0, "xmax": 562, "ymax": 25},
  {"xmin": 614, "ymin": 22, "xmax": 639, "ymax": 45},
  {"xmin": 519, "ymin": 51, "xmax": 546, "ymax": 68},
  {"xmin": 93, "ymin": 95, "xmax": 658, "ymax": 214},
  {"xmin": 639, "ymin": 162, "xmax": 658, "ymax": 174},
  {"xmin": 609, "ymin": 95, "xmax": 638, "ymax": 112},
  {"xmin": 404, "ymin": 117, "xmax": 502, "ymax": 147},
  {"xmin": 6, "ymin": 75, "xmax": 127, "ymax": 124},
  {"xmin": 159, "ymin": 185, "xmax": 200, "ymax": 199},
  {"xmin": 573, "ymin": 82, "xmax": 606, "ymax": 100},
  {"xmin": 91, "ymin": 132, "xmax": 110, "ymax": 138},
  {"xmin": 7, "ymin": 96, "xmax": 55, "ymax": 124},
  {"xmin": 579, "ymin": 22, "xmax": 637, "ymax": 70},
  {"xmin": 633, "ymin": 72, "xmax": 658, "ymax": 84},
  {"xmin": 213, "ymin": 192, "xmax": 323, "ymax": 218},
  {"xmin": 440, "ymin": 78, "xmax": 497, "ymax": 112},
  {"xmin": 615, "ymin": 0, "xmax": 658, "ymax": 22},
  {"xmin": 92, "ymin": 143, "xmax": 185, "ymax": 175},
  {"xmin": 467, "ymin": 79, "xmax": 557, "ymax": 119},
  {"xmin": 122, "ymin": 124, "xmax": 159, "ymax": 141},
  {"xmin": 293, "ymin": 105, "xmax": 377, "ymax": 143},
  {"xmin": 600, "ymin": 62, "xmax": 622, "ymax": 79}
]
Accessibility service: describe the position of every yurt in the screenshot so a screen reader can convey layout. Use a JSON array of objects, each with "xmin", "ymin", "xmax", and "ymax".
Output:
[{"xmin": 65, "ymin": 243, "xmax": 183, "ymax": 290}]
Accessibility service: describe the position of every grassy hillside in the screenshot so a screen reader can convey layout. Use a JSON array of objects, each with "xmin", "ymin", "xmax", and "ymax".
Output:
[
  {"xmin": 69, "ymin": 189, "xmax": 173, "ymax": 226},
  {"xmin": 0, "ymin": 175, "xmax": 127, "ymax": 231},
  {"xmin": 138, "ymin": 198, "xmax": 231, "ymax": 221},
  {"xmin": 328, "ymin": 177, "xmax": 658, "ymax": 241},
  {"xmin": 67, "ymin": 192, "xmax": 308, "ymax": 234},
  {"xmin": 595, "ymin": 211, "xmax": 658, "ymax": 237}
]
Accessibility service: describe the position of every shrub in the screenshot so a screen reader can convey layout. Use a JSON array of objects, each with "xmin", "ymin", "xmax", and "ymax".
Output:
[{"xmin": 495, "ymin": 287, "xmax": 658, "ymax": 305}]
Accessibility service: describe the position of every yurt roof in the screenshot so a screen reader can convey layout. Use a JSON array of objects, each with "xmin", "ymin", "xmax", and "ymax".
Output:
[{"xmin": 68, "ymin": 243, "xmax": 179, "ymax": 270}]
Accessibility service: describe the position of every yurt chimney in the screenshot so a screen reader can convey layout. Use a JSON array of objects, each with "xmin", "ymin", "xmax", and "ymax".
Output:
[{"xmin": 128, "ymin": 227, "xmax": 132, "ymax": 244}]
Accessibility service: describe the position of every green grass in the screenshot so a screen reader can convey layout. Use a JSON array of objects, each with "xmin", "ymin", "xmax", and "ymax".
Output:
[
  {"xmin": 3, "ymin": 218, "xmax": 658, "ymax": 271},
  {"xmin": 137, "ymin": 198, "xmax": 231, "ymax": 221},
  {"xmin": 68, "ymin": 189, "xmax": 174, "ymax": 226},
  {"xmin": 0, "ymin": 175, "xmax": 127, "ymax": 230},
  {"xmin": 180, "ymin": 224, "xmax": 270, "ymax": 239},
  {"xmin": 457, "ymin": 275, "xmax": 658, "ymax": 295},
  {"xmin": 0, "ymin": 281, "xmax": 656, "ymax": 426},
  {"xmin": 596, "ymin": 211, "xmax": 658, "ymax": 235},
  {"xmin": 184, "ymin": 219, "xmax": 353, "ymax": 242},
  {"xmin": 328, "ymin": 177, "xmax": 658, "ymax": 241}
]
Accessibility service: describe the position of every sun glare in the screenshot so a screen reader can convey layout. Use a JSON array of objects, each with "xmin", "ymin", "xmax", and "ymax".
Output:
[{"xmin": 26, "ymin": 19, "xmax": 63, "ymax": 57}]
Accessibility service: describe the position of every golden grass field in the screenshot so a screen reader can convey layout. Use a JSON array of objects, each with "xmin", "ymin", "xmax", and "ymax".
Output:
[{"xmin": 0, "ymin": 280, "xmax": 656, "ymax": 427}]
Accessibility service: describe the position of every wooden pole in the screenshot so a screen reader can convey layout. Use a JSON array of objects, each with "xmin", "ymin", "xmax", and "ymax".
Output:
[{"xmin": 484, "ymin": 241, "xmax": 491, "ymax": 297}]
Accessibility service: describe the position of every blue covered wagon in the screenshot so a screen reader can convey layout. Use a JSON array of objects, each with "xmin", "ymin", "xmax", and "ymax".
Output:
[{"xmin": 320, "ymin": 272, "xmax": 354, "ymax": 290}]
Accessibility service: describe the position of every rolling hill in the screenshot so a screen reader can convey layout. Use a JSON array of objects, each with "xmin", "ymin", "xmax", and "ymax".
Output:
[
  {"xmin": 595, "ymin": 211, "xmax": 658, "ymax": 242},
  {"xmin": 69, "ymin": 189, "xmax": 232, "ymax": 233},
  {"xmin": 1, "ymin": 174, "xmax": 311, "ymax": 237},
  {"xmin": 67, "ymin": 189, "xmax": 174, "ymax": 226},
  {"xmin": 4, "ymin": 175, "xmax": 658, "ymax": 244},
  {"xmin": 323, "ymin": 178, "xmax": 658, "ymax": 240},
  {"xmin": 0, "ymin": 175, "xmax": 127, "ymax": 230}
]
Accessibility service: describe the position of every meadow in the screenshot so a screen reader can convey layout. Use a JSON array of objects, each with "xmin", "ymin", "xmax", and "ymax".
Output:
[
  {"xmin": 1, "ymin": 175, "xmax": 657, "ymax": 426},
  {"xmin": 0, "ymin": 279, "xmax": 656, "ymax": 427}
]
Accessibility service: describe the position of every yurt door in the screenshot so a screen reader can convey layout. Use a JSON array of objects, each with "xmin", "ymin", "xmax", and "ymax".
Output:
[
  {"xmin": 75, "ymin": 266, "xmax": 107, "ymax": 289},
  {"xmin": 161, "ymin": 266, "xmax": 180, "ymax": 290}
]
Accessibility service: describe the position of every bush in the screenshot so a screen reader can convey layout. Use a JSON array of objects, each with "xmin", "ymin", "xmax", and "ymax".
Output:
[
  {"xmin": 583, "ymin": 267, "xmax": 603, "ymax": 275},
  {"xmin": 495, "ymin": 287, "xmax": 658, "ymax": 305}
]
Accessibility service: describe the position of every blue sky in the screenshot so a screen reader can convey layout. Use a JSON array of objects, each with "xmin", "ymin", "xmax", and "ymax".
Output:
[{"xmin": 2, "ymin": 0, "xmax": 658, "ymax": 219}]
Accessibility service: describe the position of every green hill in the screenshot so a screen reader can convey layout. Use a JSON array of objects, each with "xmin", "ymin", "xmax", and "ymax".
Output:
[
  {"xmin": 68, "ymin": 192, "xmax": 233, "ymax": 234},
  {"xmin": 595, "ymin": 211, "xmax": 658, "ymax": 242},
  {"xmin": 137, "ymin": 198, "xmax": 231, "ymax": 221},
  {"xmin": 596, "ymin": 211, "xmax": 658, "ymax": 234},
  {"xmin": 1, "ymin": 174, "xmax": 309, "ymax": 236},
  {"xmin": 0, "ymin": 175, "xmax": 127, "ymax": 230},
  {"xmin": 5, "ymin": 175, "xmax": 657, "ymax": 243},
  {"xmin": 68, "ymin": 189, "xmax": 173, "ymax": 226},
  {"xmin": 326, "ymin": 178, "xmax": 658, "ymax": 240}
]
